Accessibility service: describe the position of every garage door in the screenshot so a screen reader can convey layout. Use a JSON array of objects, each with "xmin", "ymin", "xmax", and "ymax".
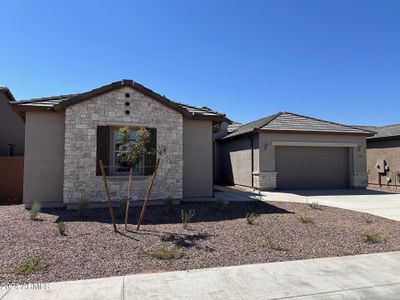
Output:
[{"xmin": 275, "ymin": 146, "xmax": 349, "ymax": 190}]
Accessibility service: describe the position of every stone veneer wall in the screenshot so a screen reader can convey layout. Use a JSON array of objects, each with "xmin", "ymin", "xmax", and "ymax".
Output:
[
  {"xmin": 351, "ymin": 171, "xmax": 368, "ymax": 188},
  {"xmin": 255, "ymin": 171, "xmax": 277, "ymax": 190},
  {"xmin": 63, "ymin": 87, "xmax": 183, "ymax": 204}
]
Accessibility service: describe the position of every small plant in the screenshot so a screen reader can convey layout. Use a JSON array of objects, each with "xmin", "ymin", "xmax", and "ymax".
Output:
[
  {"xmin": 164, "ymin": 196, "xmax": 174, "ymax": 213},
  {"xmin": 264, "ymin": 236, "xmax": 288, "ymax": 251},
  {"xmin": 30, "ymin": 201, "xmax": 41, "ymax": 220},
  {"xmin": 148, "ymin": 246, "xmax": 185, "ymax": 260},
  {"xmin": 15, "ymin": 257, "xmax": 48, "ymax": 275},
  {"xmin": 119, "ymin": 199, "xmax": 128, "ymax": 214},
  {"xmin": 246, "ymin": 212, "xmax": 258, "ymax": 225},
  {"xmin": 215, "ymin": 197, "xmax": 226, "ymax": 212},
  {"xmin": 365, "ymin": 216, "xmax": 374, "ymax": 224},
  {"xmin": 309, "ymin": 202, "xmax": 322, "ymax": 210},
  {"xmin": 363, "ymin": 233, "xmax": 381, "ymax": 243},
  {"xmin": 299, "ymin": 216, "xmax": 314, "ymax": 224},
  {"xmin": 57, "ymin": 222, "xmax": 66, "ymax": 236},
  {"xmin": 77, "ymin": 199, "xmax": 89, "ymax": 216},
  {"xmin": 181, "ymin": 209, "xmax": 195, "ymax": 229}
]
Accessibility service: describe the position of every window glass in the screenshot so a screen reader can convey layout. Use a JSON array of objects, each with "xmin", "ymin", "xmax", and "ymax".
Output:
[{"xmin": 113, "ymin": 129, "xmax": 144, "ymax": 175}]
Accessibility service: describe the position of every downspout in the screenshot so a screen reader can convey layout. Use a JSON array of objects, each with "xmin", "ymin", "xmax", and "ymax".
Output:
[{"xmin": 250, "ymin": 134, "xmax": 254, "ymax": 188}]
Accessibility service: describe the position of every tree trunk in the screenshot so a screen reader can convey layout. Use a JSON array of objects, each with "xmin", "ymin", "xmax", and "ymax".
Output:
[
  {"xmin": 137, "ymin": 158, "xmax": 160, "ymax": 230},
  {"xmin": 99, "ymin": 160, "xmax": 118, "ymax": 233}
]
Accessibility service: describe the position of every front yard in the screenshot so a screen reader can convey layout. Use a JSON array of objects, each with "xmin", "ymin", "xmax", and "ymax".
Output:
[{"xmin": 1, "ymin": 200, "xmax": 400, "ymax": 283}]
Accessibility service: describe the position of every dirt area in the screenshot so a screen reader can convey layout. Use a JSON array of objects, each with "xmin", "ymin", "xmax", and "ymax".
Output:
[{"xmin": 1, "ymin": 200, "xmax": 400, "ymax": 284}]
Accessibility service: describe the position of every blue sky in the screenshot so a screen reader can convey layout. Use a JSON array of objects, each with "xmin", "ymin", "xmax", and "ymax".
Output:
[{"xmin": 1, "ymin": 0, "xmax": 399, "ymax": 125}]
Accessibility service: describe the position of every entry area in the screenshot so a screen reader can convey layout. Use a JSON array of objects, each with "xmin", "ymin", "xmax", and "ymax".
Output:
[{"xmin": 275, "ymin": 146, "xmax": 349, "ymax": 190}]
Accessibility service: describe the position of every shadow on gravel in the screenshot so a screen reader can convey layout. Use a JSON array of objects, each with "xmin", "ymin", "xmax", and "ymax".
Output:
[{"xmin": 43, "ymin": 201, "xmax": 292, "ymax": 225}]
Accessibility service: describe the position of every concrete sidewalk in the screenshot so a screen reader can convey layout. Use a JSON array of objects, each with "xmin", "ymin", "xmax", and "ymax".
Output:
[{"xmin": 2, "ymin": 251, "xmax": 400, "ymax": 300}]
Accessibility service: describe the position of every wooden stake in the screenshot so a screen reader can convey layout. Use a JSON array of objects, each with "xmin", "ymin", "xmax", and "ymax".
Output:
[
  {"xmin": 99, "ymin": 160, "xmax": 118, "ymax": 233},
  {"xmin": 136, "ymin": 159, "xmax": 160, "ymax": 230},
  {"xmin": 124, "ymin": 168, "xmax": 133, "ymax": 230}
]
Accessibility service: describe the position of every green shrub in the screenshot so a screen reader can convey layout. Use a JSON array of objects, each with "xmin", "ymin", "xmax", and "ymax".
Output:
[
  {"xmin": 164, "ymin": 196, "xmax": 174, "ymax": 213},
  {"xmin": 363, "ymin": 233, "xmax": 381, "ymax": 243},
  {"xmin": 365, "ymin": 216, "xmax": 374, "ymax": 224},
  {"xmin": 264, "ymin": 236, "xmax": 288, "ymax": 251},
  {"xmin": 30, "ymin": 201, "xmax": 41, "ymax": 220},
  {"xmin": 181, "ymin": 209, "xmax": 195, "ymax": 229},
  {"xmin": 246, "ymin": 212, "xmax": 258, "ymax": 225},
  {"xmin": 299, "ymin": 216, "xmax": 314, "ymax": 224},
  {"xmin": 57, "ymin": 222, "xmax": 66, "ymax": 236},
  {"xmin": 78, "ymin": 199, "xmax": 89, "ymax": 216},
  {"xmin": 119, "ymin": 199, "xmax": 128, "ymax": 214},
  {"xmin": 148, "ymin": 246, "xmax": 185, "ymax": 260},
  {"xmin": 215, "ymin": 197, "xmax": 226, "ymax": 212},
  {"xmin": 15, "ymin": 257, "xmax": 48, "ymax": 275},
  {"xmin": 309, "ymin": 202, "xmax": 322, "ymax": 210}
]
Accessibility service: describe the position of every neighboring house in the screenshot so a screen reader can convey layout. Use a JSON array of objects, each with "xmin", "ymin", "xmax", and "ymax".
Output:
[
  {"xmin": 217, "ymin": 112, "xmax": 373, "ymax": 190},
  {"xmin": 0, "ymin": 87, "xmax": 25, "ymax": 156},
  {"xmin": 0, "ymin": 87, "xmax": 25, "ymax": 202},
  {"xmin": 12, "ymin": 80, "xmax": 229, "ymax": 208},
  {"xmin": 360, "ymin": 124, "xmax": 400, "ymax": 190}
]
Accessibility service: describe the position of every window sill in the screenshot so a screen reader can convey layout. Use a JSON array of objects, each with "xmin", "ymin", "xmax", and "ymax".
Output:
[{"xmin": 105, "ymin": 175, "xmax": 150, "ymax": 180}]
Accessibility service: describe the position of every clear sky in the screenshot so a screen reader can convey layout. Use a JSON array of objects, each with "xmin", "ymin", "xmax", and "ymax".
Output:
[{"xmin": 1, "ymin": 0, "xmax": 399, "ymax": 125}]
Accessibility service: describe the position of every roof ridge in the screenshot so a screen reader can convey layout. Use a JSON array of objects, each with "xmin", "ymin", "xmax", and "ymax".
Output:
[
  {"xmin": 281, "ymin": 111, "xmax": 374, "ymax": 134},
  {"xmin": 258, "ymin": 112, "xmax": 283, "ymax": 129}
]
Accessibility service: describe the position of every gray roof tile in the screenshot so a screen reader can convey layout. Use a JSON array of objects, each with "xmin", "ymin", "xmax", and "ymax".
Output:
[
  {"xmin": 13, "ymin": 80, "xmax": 228, "ymax": 122},
  {"xmin": 223, "ymin": 112, "xmax": 372, "ymax": 139},
  {"xmin": 359, "ymin": 124, "xmax": 400, "ymax": 140}
]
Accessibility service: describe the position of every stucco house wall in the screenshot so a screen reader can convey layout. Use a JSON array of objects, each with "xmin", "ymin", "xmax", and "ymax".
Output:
[
  {"xmin": 219, "ymin": 134, "xmax": 259, "ymax": 187},
  {"xmin": 63, "ymin": 86, "xmax": 183, "ymax": 204},
  {"xmin": 183, "ymin": 119, "xmax": 213, "ymax": 199},
  {"xmin": 23, "ymin": 111, "xmax": 65, "ymax": 207},
  {"xmin": 0, "ymin": 92, "xmax": 25, "ymax": 156}
]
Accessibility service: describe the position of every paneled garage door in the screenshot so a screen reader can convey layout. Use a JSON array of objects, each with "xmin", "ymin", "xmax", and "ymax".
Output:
[{"xmin": 275, "ymin": 146, "xmax": 349, "ymax": 190}]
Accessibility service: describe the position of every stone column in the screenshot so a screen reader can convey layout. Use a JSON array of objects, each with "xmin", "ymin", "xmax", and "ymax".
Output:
[
  {"xmin": 351, "ymin": 171, "xmax": 368, "ymax": 189},
  {"xmin": 258, "ymin": 171, "xmax": 277, "ymax": 190}
]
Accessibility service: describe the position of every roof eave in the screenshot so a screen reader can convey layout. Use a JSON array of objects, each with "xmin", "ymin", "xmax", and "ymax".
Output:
[{"xmin": 368, "ymin": 135, "xmax": 400, "ymax": 141}]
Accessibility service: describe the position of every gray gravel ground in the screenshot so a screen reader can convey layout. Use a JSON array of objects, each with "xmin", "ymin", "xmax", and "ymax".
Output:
[{"xmin": 1, "ymin": 201, "xmax": 400, "ymax": 284}]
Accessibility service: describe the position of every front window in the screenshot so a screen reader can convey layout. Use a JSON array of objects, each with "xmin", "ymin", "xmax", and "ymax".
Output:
[{"xmin": 113, "ymin": 128, "xmax": 144, "ymax": 175}]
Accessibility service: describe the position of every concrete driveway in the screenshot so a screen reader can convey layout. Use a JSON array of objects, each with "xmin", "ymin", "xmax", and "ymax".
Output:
[{"xmin": 215, "ymin": 186, "xmax": 400, "ymax": 221}]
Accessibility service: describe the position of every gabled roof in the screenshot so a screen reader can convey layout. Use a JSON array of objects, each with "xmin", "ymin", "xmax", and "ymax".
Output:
[
  {"xmin": 222, "ymin": 112, "xmax": 373, "ymax": 140},
  {"xmin": 12, "ymin": 80, "xmax": 229, "ymax": 122},
  {"xmin": 358, "ymin": 124, "xmax": 400, "ymax": 140}
]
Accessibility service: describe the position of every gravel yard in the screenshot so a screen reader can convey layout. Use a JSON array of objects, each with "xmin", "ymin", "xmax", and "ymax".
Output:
[{"xmin": 1, "ymin": 200, "xmax": 400, "ymax": 284}]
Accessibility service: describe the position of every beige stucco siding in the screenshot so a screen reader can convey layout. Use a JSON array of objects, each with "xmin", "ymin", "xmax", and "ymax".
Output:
[
  {"xmin": 258, "ymin": 132, "xmax": 368, "ymax": 189},
  {"xmin": 183, "ymin": 119, "xmax": 213, "ymax": 199},
  {"xmin": 23, "ymin": 111, "xmax": 65, "ymax": 207},
  {"xmin": 0, "ymin": 94, "xmax": 25, "ymax": 156},
  {"xmin": 219, "ymin": 134, "xmax": 259, "ymax": 187},
  {"xmin": 366, "ymin": 138, "xmax": 400, "ymax": 187}
]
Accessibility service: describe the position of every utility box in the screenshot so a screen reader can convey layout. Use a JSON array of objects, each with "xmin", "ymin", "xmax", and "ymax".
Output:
[{"xmin": 376, "ymin": 159, "xmax": 386, "ymax": 174}]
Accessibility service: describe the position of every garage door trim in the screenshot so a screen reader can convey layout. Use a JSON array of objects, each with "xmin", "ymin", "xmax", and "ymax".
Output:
[{"xmin": 271, "ymin": 141, "xmax": 358, "ymax": 148}]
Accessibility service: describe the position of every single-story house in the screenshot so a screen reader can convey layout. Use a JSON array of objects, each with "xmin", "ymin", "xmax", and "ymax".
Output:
[
  {"xmin": 360, "ymin": 124, "xmax": 400, "ymax": 190},
  {"xmin": 0, "ymin": 87, "xmax": 25, "ymax": 156},
  {"xmin": 217, "ymin": 112, "xmax": 373, "ymax": 190},
  {"xmin": 12, "ymin": 80, "xmax": 229, "ymax": 208}
]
